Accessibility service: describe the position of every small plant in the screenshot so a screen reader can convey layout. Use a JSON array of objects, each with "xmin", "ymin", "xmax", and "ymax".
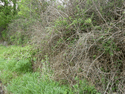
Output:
[
  {"xmin": 102, "ymin": 39, "xmax": 117, "ymax": 56},
  {"xmin": 73, "ymin": 77, "xmax": 101, "ymax": 94},
  {"xmin": 93, "ymin": 55, "xmax": 96, "ymax": 59}
]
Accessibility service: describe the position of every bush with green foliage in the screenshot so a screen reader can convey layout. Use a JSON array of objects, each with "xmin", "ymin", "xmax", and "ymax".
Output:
[
  {"xmin": 0, "ymin": 0, "xmax": 18, "ymax": 40},
  {"xmin": 0, "ymin": 6, "xmax": 12, "ymax": 28},
  {"xmin": 7, "ymin": 0, "xmax": 44, "ymax": 44}
]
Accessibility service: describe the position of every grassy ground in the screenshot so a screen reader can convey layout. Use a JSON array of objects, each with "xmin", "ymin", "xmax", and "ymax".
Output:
[{"xmin": 0, "ymin": 45, "xmax": 100, "ymax": 94}]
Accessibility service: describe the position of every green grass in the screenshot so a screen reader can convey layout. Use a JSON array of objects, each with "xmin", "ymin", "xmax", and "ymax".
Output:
[
  {"xmin": 0, "ymin": 45, "xmax": 33, "ymax": 84},
  {"xmin": 0, "ymin": 45, "xmax": 100, "ymax": 94},
  {"xmin": 0, "ymin": 45, "xmax": 9, "ymax": 57},
  {"xmin": 7, "ymin": 72, "xmax": 73, "ymax": 94},
  {"xmin": 0, "ymin": 45, "xmax": 73, "ymax": 94}
]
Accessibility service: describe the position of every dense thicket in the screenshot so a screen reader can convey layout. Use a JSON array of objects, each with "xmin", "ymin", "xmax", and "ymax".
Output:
[{"xmin": 1, "ymin": 0, "xmax": 125, "ymax": 93}]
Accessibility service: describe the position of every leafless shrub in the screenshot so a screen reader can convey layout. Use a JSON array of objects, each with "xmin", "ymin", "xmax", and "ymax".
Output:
[{"xmin": 44, "ymin": 0, "xmax": 125, "ymax": 93}]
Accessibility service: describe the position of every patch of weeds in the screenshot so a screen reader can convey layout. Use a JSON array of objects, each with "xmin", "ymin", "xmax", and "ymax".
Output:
[
  {"xmin": 14, "ymin": 59, "xmax": 32, "ymax": 73},
  {"xmin": 0, "ymin": 45, "xmax": 9, "ymax": 58},
  {"xmin": 1, "ymin": 59, "xmax": 32, "ymax": 73},
  {"xmin": 7, "ymin": 72, "xmax": 73, "ymax": 94},
  {"xmin": 0, "ymin": 70, "xmax": 16, "ymax": 84},
  {"xmin": 0, "ymin": 58, "xmax": 32, "ymax": 84},
  {"xmin": 0, "ymin": 45, "xmax": 33, "ymax": 84},
  {"xmin": 3, "ymin": 45, "xmax": 33, "ymax": 60}
]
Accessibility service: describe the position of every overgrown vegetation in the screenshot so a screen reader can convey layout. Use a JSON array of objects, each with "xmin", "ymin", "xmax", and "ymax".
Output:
[
  {"xmin": 0, "ymin": 0, "xmax": 125, "ymax": 94},
  {"xmin": 0, "ymin": 45, "xmax": 99, "ymax": 94}
]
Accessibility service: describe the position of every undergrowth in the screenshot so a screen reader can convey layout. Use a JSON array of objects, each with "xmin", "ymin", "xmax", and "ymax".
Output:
[
  {"xmin": 2, "ymin": 0, "xmax": 124, "ymax": 93},
  {"xmin": 0, "ymin": 45, "xmax": 99, "ymax": 94}
]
